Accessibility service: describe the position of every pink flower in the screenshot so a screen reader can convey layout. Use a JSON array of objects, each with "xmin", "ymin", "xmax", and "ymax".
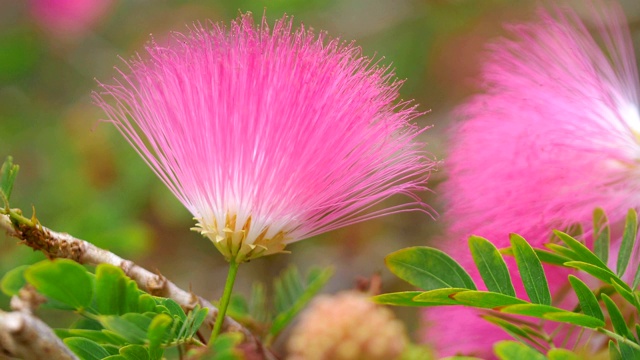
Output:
[
  {"xmin": 29, "ymin": 0, "xmax": 114, "ymax": 38},
  {"xmin": 94, "ymin": 14, "xmax": 433, "ymax": 262},
  {"xmin": 426, "ymin": 1, "xmax": 638, "ymax": 357}
]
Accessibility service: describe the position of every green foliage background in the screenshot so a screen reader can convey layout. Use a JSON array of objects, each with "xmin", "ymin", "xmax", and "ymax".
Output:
[{"xmin": 1, "ymin": 0, "xmax": 639, "ymax": 354}]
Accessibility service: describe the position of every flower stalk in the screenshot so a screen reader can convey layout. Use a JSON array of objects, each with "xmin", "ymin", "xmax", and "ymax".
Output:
[{"xmin": 210, "ymin": 259, "xmax": 241, "ymax": 344}]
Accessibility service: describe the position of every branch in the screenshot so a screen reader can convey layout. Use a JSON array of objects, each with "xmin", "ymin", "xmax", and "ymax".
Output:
[
  {"xmin": 0, "ymin": 211, "xmax": 275, "ymax": 359},
  {"xmin": 0, "ymin": 309, "xmax": 78, "ymax": 360}
]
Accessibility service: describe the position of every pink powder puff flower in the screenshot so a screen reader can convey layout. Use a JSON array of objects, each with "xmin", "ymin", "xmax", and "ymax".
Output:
[
  {"xmin": 426, "ymin": 1, "xmax": 639, "ymax": 357},
  {"xmin": 94, "ymin": 13, "xmax": 433, "ymax": 263},
  {"xmin": 29, "ymin": 0, "xmax": 114, "ymax": 38}
]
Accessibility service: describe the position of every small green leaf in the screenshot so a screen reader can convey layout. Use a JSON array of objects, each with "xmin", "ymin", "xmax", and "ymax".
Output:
[
  {"xmin": 269, "ymin": 267, "xmax": 333, "ymax": 337},
  {"xmin": 602, "ymin": 294, "xmax": 632, "ymax": 338},
  {"xmin": 502, "ymin": 247, "xmax": 570, "ymax": 266},
  {"xmin": 249, "ymin": 282, "xmax": 269, "ymax": 323},
  {"xmin": 412, "ymin": 288, "xmax": 469, "ymax": 305},
  {"xmin": 609, "ymin": 340, "xmax": 623, "ymax": 360},
  {"xmin": 483, "ymin": 315, "xmax": 535, "ymax": 343},
  {"xmin": 617, "ymin": 209, "xmax": 638, "ymax": 278},
  {"xmin": 511, "ymin": 234, "xmax": 551, "ymax": 305},
  {"xmin": 547, "ymin": 348, "xmax": 580, "ymax": 360},
  {"xmin": 95, "ymin": 264, "xmax": 140, "ymax": 315},
  {"xmin": 564, "ymin": 261, "xmax": 618, "ymax": 284},
  {"xmin": 55, "ymin": 329, "xmax": 127, "ymax": 346},
  {"xmin": 498, "ymin": 304, "xmax": 563, "ymax": 318},
  {"xmin": 385, "ymin": 246, "xmax": 476, "ymax": 291},
  {"xmin": 452, "ymin": 290, "xmax": 527, "ymax": 309},
  {"xmin": 138, "ymin": 295, "xmax": 157, "ymax": 314},
  {"xmin": 494, "ymin": 340, "xmax": 546, "ymax": 360},
  {"xmin": 211, "ymin": 332, "xmax": 243, "ymax": 360},
  {"xmin": 632, "ymin": 262, "xmax": 640, "ymax": 290},
  {"xmin": 0, "ymin": 265, "xmax": 29, "ymax": 296},
  {"xmin": 593, "ymin": 208, "xmax": 610, "ymax": 264},
  {"xmin": 25, "ymin": 259, "xmax": 93, "ymax": 310},
  {"xmin": 64, "ymin": 337, "xmax": 111, "ymax": 360},
  {"xmin": 147, "ymin": 313, "xmax": 172, "ymax": 357},
  {"xmin": 568, "ymin": 275, "xmax": 604, "ymax": 321},
  {"xmin": 469, "ymin": 236, "xmax": 515, "ymax": 296},
  {"xmin": 553, "ymin": 231, "xmax": 610, "ymax": 271},
  {"xmin": 543, "ymin": 311, "xmax": 605, "ymax": 328},
  {"xmin": 620, "ymin": 342, "xmax": 640, "ymax": 360},
  {"xmin": 161, "ymin": 299, "xmax": 186, "ymax": 321},
  {"xmin": 0, "ymin": 156, "xmax": 19, "ymax": 204},
  {"xmin": 98, "ymin": 316, "xmax": 148, "ymax": 344},
  {"xmin": 119, "ymin": 345, "xmax": 149, "ymax": 360},
  {"xmin": 371, "ymin": 291, "xmax": 428, "ymax": 307},
  {"xmin": 609, "ymin": 278, "xmax": 638, "ymax": 309},
  {"xmin": 545, "ymin": 243, "xmax": 579, "ymax": 260}
]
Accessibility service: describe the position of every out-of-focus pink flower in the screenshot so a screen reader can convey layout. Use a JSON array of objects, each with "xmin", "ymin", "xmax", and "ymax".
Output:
[
  {"xmin": 427, "ymin": 1, "xmax": 638, "ymax": 357},
  {"xmin": 94, "ymin": 14, "xmax": 433, "ymax": 263},
  {"xmin": 29, "ymin": 0, "xmax": 114, "ymax": 38}
]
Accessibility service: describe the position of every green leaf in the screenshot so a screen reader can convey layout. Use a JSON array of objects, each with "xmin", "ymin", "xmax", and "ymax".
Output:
[
  {"xmin": 469, "ymin": 236, "xmax": 515, "ymax": 296},
  {"xmin": 273, "ymin": 266, "xmax": 302, "ymax": 314},
  {"xmin": 249, "ymin": 282, "xmax": 269, "ymax": 323},
  {"xmin": 609, "ymin": 340, "xmax": 623, "ymax": 360},
  {"xmin": 211, "ymin": 332, "xmax": 243, "ymax": 360},
  {"xmin": 543, "ymin": 311, "xmax": 605, "ymax": 328},
  {"xmin": 568, "ymin": 275, "xmax": 604, "ymax": 321},
  {"xmin": 483, "ymin": 315, "xmax": 536, "ymax": 343},
  {"xmin": 564, "ymin": 261, "xmax": 618, "ymax": 285},
  {"xmin": 510, "ymin": 234, "xmax": 551, "ymax": 305},
  {"xmin": 269, "ymin": 267, "xmax": 333, "ymax": 337},
  {"xmin": 593, "ymin": 208, "xmax": 610, "ymax": 264},
  {"xmin": 617, "ymin": 209, "xmax": 638, "ymax": 278},
  {"xmin": 138, "ymin": 295, "xmax": 157, "ymax": 314},
  {"xmin": 371, "ymin": 291, "xmax": 429, "ymax": 307},
  {"xmin": 25, "ymin": 259, "xmax": 93, "ymax": 310},
  {"xmin": 176, "ymin": 306, "xmax": 208, "ymax": 341},
  {"xmin": 0, "ymin": 156, "xmax": 19, "ymax": 204},
  {"xmin": 147, "ymin": 313, "xmax": 172, "ymax": 358},
  {"xmin": 412, "ymin": 288, "xmax": 469, "ymax": 305},
  {"xmin": 161, "ymin": 299, "xmax": 186, "ymax": 321},
  {"xmin": 632, "ymin": 262, "xmax": 640, "ymax": 290},
  {"xmin": 545, "ymin": 243, "xmax": 579, "ymax": 260},
  {"xmin": 553, "ymin": 230, "xmax": 610, "ymax": 271},
  {"xmin": 385, "ymin": 246, "xmax": 476, "ymax": 290},
  {"xmin": 620, "ymin": 341, "xmax": 640, "ymax": 360},
  {"xmin": 547, "ymin": 348, "xmax": 580, "ymax": 360},
  {"xmin": 55, "ymin": 329, "xmax": 127, "ymax": 346},
  {"xmin": 98, "ymin": 315, "xmax": 148, "ymax": 344},
  {"xmin": 602, "ymin": 294, "xmax": 632, "ymax": 338},
  {"xmin": 609, "ymin": 278, "xmax": 638, "ymax": 309},
  {"xmin": 502, "ymin": 247, "xmax": 570, "ymax": 266},
  {"xmin": 119, "ymin": 345, "xmax": 149, "ymax": 360},
  {"xmin": 451, "ymin": 290, "xmax": 527, "ymax": 309},
  {"xmin": 498, "ymin": 304, "xmax": 563, "ymax": 318},
  {"xmin": 1, "ymin": 265, "xmax": 29, "ymax": 296},
  {"xmin": 494, "ymin": 341, "xmax": 546, "ymax": 360},
  {"xmin": 95, "ymin": 264, "xmax": 140, "ymax": 315},
  {"xmin": 64, "ymin": 337, "xmax": 111, "ymax": 360}
]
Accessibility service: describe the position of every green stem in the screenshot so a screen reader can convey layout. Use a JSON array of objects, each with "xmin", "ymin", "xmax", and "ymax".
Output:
[{"xmin": 209, "ymin": 259, "xmax": 240, "ymax": 345}]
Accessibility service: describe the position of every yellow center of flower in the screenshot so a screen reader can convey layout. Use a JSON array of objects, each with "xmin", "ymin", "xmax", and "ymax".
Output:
[{"xmin": 192, "ymin": 213, "xmax": 291, "ymax": 262}]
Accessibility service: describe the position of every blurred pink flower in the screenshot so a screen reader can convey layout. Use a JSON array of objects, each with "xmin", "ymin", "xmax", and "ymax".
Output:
[
  {"xmin": 427, "ymin": 1, "xmax": 638, "ymax": 357},
  {"xmin": 29, "ymin": 0, "xmax": 114, "ymax": 38},
  {"xmin": 94, "ymin": 14, "xmax": 433, "ymax": 262}
]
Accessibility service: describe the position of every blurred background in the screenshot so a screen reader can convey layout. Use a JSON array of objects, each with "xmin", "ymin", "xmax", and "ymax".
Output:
[{"xmin": 1, "ymin": 0, "xmax": 639, "ymax": 354}]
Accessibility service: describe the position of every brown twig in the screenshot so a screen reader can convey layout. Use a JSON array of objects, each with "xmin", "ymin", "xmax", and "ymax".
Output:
[
  {"xmin": 0, "ymin": 212, "xmax": 276, "ymax": 359},
  {"xmin": 0, "ymin": 309, "xmax": 78, "ymax": 360}
]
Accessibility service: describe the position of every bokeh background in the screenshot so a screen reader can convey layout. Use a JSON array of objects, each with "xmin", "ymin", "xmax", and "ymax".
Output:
[{"xmin": 1, "ymin": 0, "xmax": 639, "ymax": 355}]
